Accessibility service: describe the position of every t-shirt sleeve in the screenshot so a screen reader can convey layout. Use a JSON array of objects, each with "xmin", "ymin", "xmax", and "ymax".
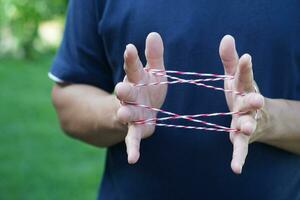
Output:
[{"xmin": 49, "ymin": 0, "xmax": 114, "ymax": 93}]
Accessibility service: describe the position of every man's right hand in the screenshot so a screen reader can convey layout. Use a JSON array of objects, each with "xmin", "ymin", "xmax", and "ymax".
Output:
[{"xmin": 115, "ymin": 32, "xmax": 168, "ymax": 164}]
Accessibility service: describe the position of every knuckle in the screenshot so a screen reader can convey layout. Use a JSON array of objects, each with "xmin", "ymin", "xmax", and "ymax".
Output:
[
  {"xmin": 115, "ymin": 83, "xmax": 123, "ymax": 98},
  {"xmin": 240, "ymin": 93, "xmax": 257, "ymax": 111},
  {"xmin": 238, "ymin": 115, "xmax": 256, "ymax": 135},
  {"xmin": 115, "ymin": 82, "xmax": 134, "ymax": 101},
  {"xmin": 117, "ymin": 106, "xmax": 132, "ymax": 123},
  {"xmin": 116, "ymin": 109, "xmax": 126, "ymax": 123},
  {"xmin": 248, "ymin": 92, "xmax": 257, "ymax": 102},
  {"xmin": 250, "ymin": 93, "xmax": 264, "ymax": 108},
  {"xmin": 119, "ymin": 84, "xmax": 137, "ymax": 102},
  {"xmin": 241, "ymin": 121, "xmax": 255, "ymax": 135}
]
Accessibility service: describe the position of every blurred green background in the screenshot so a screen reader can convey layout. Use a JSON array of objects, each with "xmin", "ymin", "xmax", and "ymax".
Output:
[{"xmin": 0, "ymin": 0, "xmax": 106, "ymax": 199}]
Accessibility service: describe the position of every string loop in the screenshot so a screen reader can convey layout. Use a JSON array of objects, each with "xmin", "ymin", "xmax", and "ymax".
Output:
[{"xmin": 123, "ymin": 69, "xmax": 246, "ymax": 133}]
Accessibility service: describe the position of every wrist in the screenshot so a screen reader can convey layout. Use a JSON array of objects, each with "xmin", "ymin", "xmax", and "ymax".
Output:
[{"xmin": 254, "ymin": 97, "xmax": 277, "ymax": 143}]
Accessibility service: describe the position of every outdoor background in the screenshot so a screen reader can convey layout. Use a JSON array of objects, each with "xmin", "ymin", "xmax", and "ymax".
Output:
[{"xmin": 0, "ymin": 0, "xmax": 106, "ymax": 199}]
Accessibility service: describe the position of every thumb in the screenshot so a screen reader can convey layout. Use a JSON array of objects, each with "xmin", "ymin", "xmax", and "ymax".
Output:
[
  {"xmin": 125, "ymin": 125, "xmax": 142, "ymax": 164},
  {"xmin": 219, "ymin": 35, "xmax": 239, "ymax": 76}
]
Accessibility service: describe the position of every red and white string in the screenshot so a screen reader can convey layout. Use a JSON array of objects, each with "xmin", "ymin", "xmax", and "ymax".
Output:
[{"xmin": 123, "ymin": 69, "xmax": 244, "ymax": 133}]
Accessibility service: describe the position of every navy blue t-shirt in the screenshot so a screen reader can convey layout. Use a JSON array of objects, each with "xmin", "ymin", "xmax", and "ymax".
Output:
[{"xmin": 50, "ymin": 0, "xmax": 300, "ymax": 199}]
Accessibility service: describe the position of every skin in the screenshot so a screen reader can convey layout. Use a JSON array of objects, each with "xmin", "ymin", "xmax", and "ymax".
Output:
[{"xmin": 52, "ymin": 32, "xmax": 300, "ymax": 174}]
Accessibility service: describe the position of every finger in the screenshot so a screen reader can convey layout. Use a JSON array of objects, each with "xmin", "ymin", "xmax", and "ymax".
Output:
[
  {"xmin": 117, "ymin": 105, "xmax": 139, "ymax": 124},
  {"xmin": 235, "ymin": 54, "xmax": 254, "ymax": 92},
  {"xmin": 145, "ymin": 32, "xmax": 165, "ymax": 70},
  {"xmin": 236, "ymin": 93, "xmax": 264, "ymax": 112},
  {"xmin": 219, "ymin": 35, "xmax": 239, "ymax": 76},
  {"xmin": 236, "ymin": 115, "xmax": 257, "ymax": 136},
  {"xmin": 125, "ymin": 125, "xmax": 142, "ymax": 164},
  {"xmin": 231, "ymin": 133, "xmax": 250, "ymax": 174},
  {"xmin": 124, "ymin": 44, "xmax": 144, "ymax": 83},
  {"xmin": 115, "ymin": 82, "xmax": 138, "ymax": 102}
]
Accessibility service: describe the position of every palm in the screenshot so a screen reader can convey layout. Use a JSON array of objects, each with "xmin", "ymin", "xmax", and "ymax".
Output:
[{"xmin": 123, "ymin": 67, "xmax": 167, "ymax": 137}]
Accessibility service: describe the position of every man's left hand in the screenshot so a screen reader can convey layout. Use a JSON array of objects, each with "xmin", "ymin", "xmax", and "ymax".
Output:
[{"xmin": 219, "ymin": 35, "xmax": 266, "ymax": 174}]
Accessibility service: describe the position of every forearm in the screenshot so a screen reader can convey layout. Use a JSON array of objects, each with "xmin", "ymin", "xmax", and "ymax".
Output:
[
  {"xmin": 51, "ymin": 83, "xmax": 127, "ymax": 147},
  {"xmin": 257, "ymin": 98, "xmax": 300, "ymax": 154}
]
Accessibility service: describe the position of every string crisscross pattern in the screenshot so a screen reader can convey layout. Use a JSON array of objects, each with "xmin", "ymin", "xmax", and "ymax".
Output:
[{"xmin": 123, "ymin": 69, "xmax": 245, "ymax": 133}]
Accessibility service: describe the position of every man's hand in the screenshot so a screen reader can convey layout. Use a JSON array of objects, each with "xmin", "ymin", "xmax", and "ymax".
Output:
[
  {"xmin": 219, "ymin": 35, "xmax": 265, "ymax": 174},
  {"xmin": 115, "ymin": 32, "xmax": 167, "ymax": 164}
]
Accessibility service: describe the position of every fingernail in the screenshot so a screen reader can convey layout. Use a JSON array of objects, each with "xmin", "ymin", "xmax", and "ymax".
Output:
[
  {"xmin": 124, "ymin": 46, "xmax": 129, "ymax": 58},
  {"xmin": 127, "ymin": 153, "xmax": 134, "ymax": 164},
  {"xmin": 236, "ymin": 165, "xmax": 242, "ymax": 174},
  {"xmin": 248, "ymin": 54, "xmax": 252, "ymax": 63}
]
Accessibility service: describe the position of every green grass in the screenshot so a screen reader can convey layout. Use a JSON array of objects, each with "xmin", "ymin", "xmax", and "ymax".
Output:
[{"xmin": 0, "ymin": 55, "xmax": 106, "ymax": 199}]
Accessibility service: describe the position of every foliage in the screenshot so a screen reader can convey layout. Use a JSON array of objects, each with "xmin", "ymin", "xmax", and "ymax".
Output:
[{"xmin": 0, "ymin": 0, "xmax": 67, "ymax": 58}]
